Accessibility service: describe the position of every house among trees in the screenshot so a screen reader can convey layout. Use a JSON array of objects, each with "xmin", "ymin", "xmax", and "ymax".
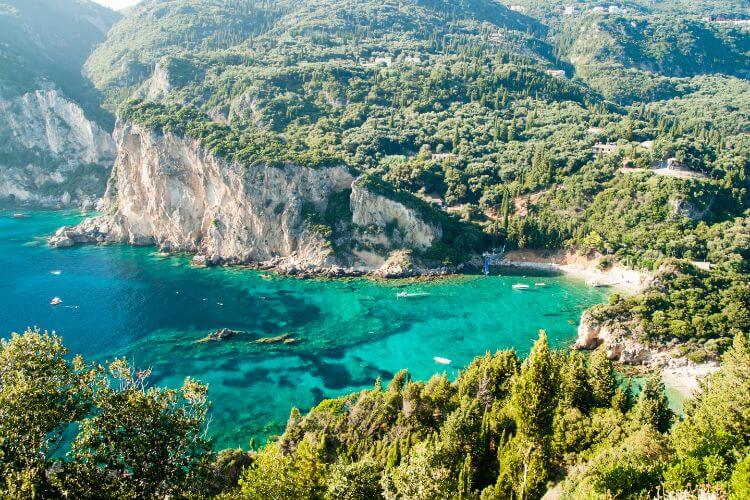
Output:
[
  {"xmin": 592, "ymin": 142, "xmax": 617, "ymax": 155},
  {"xmin": 546, "ymin": 69, "xmax": 566, "ymax": 78},
  {"xmin": 361, "ymin": 57, "xmax": 392, "ymax": 68},
  {"xmin": 666, "ymin": 157, "xmax": 681, "ymax": 170},
  {"xmin": 431, "ymin": 152, "xmax": 456, "ymax": 161}
]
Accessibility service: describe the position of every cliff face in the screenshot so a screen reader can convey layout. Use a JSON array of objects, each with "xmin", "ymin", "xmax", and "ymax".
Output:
[
  {"xmin": 575, "ymin": 309, "xmax": 653, "ymax": 365},
  {"xmin": 51, "ymin": 122, "xmax": 444, "ymax": 275},
  {"xmin": 0, "ymin": 88, "xmax": 115, "ymax": 207}
]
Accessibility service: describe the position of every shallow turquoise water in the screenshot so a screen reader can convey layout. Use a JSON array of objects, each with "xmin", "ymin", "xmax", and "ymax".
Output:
[{"xmin": 0, "ymin": 210, "xmax": 608, "ymax": 449}]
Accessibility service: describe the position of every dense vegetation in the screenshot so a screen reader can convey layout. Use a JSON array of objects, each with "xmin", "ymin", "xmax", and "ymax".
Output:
[
  {"xmin": 3, "ymin": 328, "xmax": 748, "ymax": 499},
  {"xmin": 591, "ymin": 260, "xmax": 750, "ymax": 360},
  {"xmin": 4, "ymin": 1, "xmax": 750, "ymax": 494},
  {"xmin": 0, "ymin": 0, "xmax": 119, "ymax": 125},
  {"xmin": 82, "ymin": 0, "xmax": 749, "ymax": 280}
]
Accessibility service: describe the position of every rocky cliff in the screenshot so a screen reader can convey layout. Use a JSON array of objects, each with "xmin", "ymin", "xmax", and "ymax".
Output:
[
  {"xmin": 574, "ymin": 309, "xmax": 654, "ymax": 365},
  {"xmin": 50, "ymin": 121, "xmax": 445, "ymax": 276},
  {"xmin": 0, "ymin": 88, "xmax": 115, "ymax": 207}
]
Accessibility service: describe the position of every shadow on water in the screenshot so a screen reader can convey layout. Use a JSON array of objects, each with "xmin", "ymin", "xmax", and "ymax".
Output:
[{"xmin": 0, "ymin": 209, "xmax": 610, "ymax": 448}]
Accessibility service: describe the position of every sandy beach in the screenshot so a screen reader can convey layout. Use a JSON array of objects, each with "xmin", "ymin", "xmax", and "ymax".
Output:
[
  {"xmin": 496, "ymin": 249, "xmax": 649, "ymax": 295},
  {"xmin": 661, "ymin": 361, "xmax": 720, "ymax": 399}
]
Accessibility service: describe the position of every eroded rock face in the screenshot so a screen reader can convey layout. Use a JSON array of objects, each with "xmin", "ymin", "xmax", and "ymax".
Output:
[
  {"xmin": 575, "ymin": 310, "xmax": 652, "ymax": 365},
  {"xmin": 50, "ymin": 121, "xmax": 445, "ymax": 274},
  {"xmin": 0, "ymin": 88, "xmax": 115, "ymax": 207}
]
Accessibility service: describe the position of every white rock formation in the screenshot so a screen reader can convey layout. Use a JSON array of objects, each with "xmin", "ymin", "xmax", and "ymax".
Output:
[
  {"xmin": 0, "ymin": 88, "xmax": 115, "ymax": 207},
  {"xmin": 51, "ymin": 121, "xmax": 444, "ymax": 275}
]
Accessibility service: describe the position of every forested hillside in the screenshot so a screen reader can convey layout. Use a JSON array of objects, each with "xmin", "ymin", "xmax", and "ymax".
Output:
[
  {"xmin": 83, "ymin": 0, "xmax": 750, "ymax": 355},
  {"xmin": 0, "ymin": 0, "xmax": 119, "ymax": 118},
  {"xmin": 2, "ymin": 0, "xmax": 750, "ymax": 497}
]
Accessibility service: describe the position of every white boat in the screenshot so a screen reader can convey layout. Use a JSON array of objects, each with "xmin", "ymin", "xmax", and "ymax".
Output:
[
  {"xmin": 12, "ymin": 213, "xmax": 30, "ymax": 219},
  {"xmin": 396, "ymin": 291, "xmax": 429, "ymax": 298},
  {"xmin": 50, "ymin": 297, "xmax": 62, "ymax": 306},
  {"xmin": 512, "ymin": 284, "xmax": 530, "ymax": 290},
  {"xmin": 586, "ymin": 279, "xmax": 608, "ymax": 288},
  {"xmin": 50, "ymin": 270, "xmax": 62, "ymax": 275},
  {"xmin": 535, "ymin": 282, "xmax": 547, "ymax": 287},
  {"xmin": 434, "ymin": 356, "xmax": 451, "ymax": 365}
]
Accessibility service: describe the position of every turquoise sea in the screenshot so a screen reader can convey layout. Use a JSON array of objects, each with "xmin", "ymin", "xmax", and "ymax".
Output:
[{"xmin": 1, "ymin": 210, "xmax": 609, "ymax": 449}]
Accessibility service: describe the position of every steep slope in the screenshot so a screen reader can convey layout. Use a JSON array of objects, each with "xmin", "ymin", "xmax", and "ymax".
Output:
[
  {"xmin": 50, "ymin": 117, "xmax": 458, "ymax": 276},
  {"xmin": 85, "ymin": 0, "xmax": 546, "ymax": 102},
  {"xmin": 0, "ymin": 0, "xmax": 119, "ymax": 207}
]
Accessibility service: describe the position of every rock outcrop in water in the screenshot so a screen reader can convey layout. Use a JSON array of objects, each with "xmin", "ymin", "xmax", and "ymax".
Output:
[
  {"xmin": 50, "ymin": 121, "xmax": 446, "ymax": 276},
  {"xmin": 0, "ymin": 88, "xmax": 116, "ymax": 208}
]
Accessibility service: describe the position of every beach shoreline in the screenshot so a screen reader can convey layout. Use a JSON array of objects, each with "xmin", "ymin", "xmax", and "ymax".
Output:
[
  {"xmin": 660, "ymin": 361, "xmax": 720, "ymax": 400},
  {"xmin": 496, "ymin": 249, "xmax": 649, "ymax": 295}
]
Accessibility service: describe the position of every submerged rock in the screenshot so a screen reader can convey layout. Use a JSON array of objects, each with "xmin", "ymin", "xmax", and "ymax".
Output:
[
  {"xmin": 255, "ymin": 333, "xmax": 295, "ymax": 345},
  {"xmin": 198, "ymin": 328, "xmax": 243, "ymax": 343}
]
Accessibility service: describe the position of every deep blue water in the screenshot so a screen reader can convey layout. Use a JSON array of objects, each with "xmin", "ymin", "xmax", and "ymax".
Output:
[{"xmin": 0, "ymin": 210, "xmax": 608, "ymax": 448}]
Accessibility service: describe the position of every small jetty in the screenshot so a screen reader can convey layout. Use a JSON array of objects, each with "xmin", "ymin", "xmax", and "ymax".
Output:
[
  {"xmin": 50, "ymin": 297, "xmax": 62, "ymax": 306},
  {"xmin": 434, "ymin": 356, "xmax": 451, "ymax": 365},
  {"xmin": 512, "ymin": 284, "xmax": 530, "ymax": 290}
]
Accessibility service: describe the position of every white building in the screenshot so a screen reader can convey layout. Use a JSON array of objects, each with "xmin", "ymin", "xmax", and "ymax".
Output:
[
  {"xmin": 593, "ymin": 142, "xmax": 617, "ymax": 155},
  {"xmin": 546, "ymin": 69, "xmax": 566, "ymax": 78}
]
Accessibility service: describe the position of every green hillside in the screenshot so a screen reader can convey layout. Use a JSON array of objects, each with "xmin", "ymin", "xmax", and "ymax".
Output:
[{"xmin": 0, "ymin": 0, "xmax": 119, "ymax": 123}]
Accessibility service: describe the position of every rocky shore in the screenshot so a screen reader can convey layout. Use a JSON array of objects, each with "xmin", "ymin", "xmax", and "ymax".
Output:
[
  {"xmin": 574, "ymin": 309, "xmax": 719, "ymax": 398},
  {"xmin": 49, "ymin": 215, "xmax": 458, "ymax": 280}
]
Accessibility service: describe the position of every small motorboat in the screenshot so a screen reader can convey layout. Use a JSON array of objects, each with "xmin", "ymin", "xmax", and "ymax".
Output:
[
  {"xmin": 50, "ymin": 297, "xmax": 62, "ymax": 306},
  {"xmin": 535, "ymin": 282, "xmax": 547, "ymax": 287},
  {"xmin": 434, "ymin": 356, "xmax": 451, "ymax": 365},
  {"xmin": 586, "ymin": 279, "xmax": 608, "ymax": 288},
  {"xmin": 512, "ymin": 284, "xmax": 530, "ymax": 290},
  {"xmin": 12, "ymin": 213, "xmax": 30, "ymax": 219},
  {"xmin": 50, "ymin": 270, "xmax": 62, "ymax": 275},
  {"xmin": 396, "ymin": 291, "xmax": 429, "ymax": 298}
]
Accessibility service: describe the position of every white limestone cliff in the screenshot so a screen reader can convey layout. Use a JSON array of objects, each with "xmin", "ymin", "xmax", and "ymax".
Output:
[
  {"xmin": 0, "ymin": 88, "xmax": 115, "ymax": 207},
  {"xmin": 50, "ymin": 121, "xmax": 445, "ymax": 275}
]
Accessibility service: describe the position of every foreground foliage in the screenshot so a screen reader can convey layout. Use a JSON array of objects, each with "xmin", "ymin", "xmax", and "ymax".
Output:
[{"xmin": 3, "ymin": 328, "xmax": 747, "ymax": 498}]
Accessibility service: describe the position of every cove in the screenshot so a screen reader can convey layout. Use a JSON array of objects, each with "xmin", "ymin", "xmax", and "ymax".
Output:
[{"xmin": 1, "ymin": 210, "xmax": 607, "ymax": 449}]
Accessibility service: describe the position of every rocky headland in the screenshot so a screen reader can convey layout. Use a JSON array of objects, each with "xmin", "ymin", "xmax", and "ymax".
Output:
[{"xmin": 49, "ymin": 121, "xmax": 452, "ymax": 278}]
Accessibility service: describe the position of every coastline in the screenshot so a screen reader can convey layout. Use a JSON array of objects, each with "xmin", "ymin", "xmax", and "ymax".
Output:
[
  {"xmin": 660, "ymin": 361, "xmax": 720, "ymax": 399},
  {"xmin": 496, "ymin": 249, "xmax": 649, "ymax": 295},
  {"xmin": 496, "ymin": 248, "xmax": 720, "ymax": 401}
]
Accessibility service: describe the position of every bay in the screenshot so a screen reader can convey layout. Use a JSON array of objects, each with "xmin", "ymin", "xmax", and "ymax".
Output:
[{"xmin": 0, "ymin": 210, "xmax": 607, "ymax": 449}]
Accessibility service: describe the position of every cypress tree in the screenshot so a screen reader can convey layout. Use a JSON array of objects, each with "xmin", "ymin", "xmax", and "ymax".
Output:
[{"xmin": 588, "ymin": 348, "xmax": 617, "ymax": 408}]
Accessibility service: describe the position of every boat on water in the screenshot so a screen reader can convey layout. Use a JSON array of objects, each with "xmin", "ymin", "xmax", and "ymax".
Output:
[
  {"xmin": 434, "ymin": 356, "xmax": 451, "ymax": 365},
  {"xmin": 535, "ymin": 282, "xmax": 547, "ymax": 287},
  {"xmin": 50, "ymin": 297, "xmax": 62, "ymax": 306},
  {"xmin": 396, "ymin": 291, "xmax": 429, "ymax": 298},
  {"xmin": 50, "ymin": 270, "xmax": 62, "ymax": 275},
  {"xmin": 586, "ymin": 278, "xmax": 609, "ymax": 288},
  {"xmin": 512, "ymin": 284, "xmax": 530, "ymax": 290},
  {"xmin": 11, "ymin": 213, "xmax": 30, "ymax": 219}
]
